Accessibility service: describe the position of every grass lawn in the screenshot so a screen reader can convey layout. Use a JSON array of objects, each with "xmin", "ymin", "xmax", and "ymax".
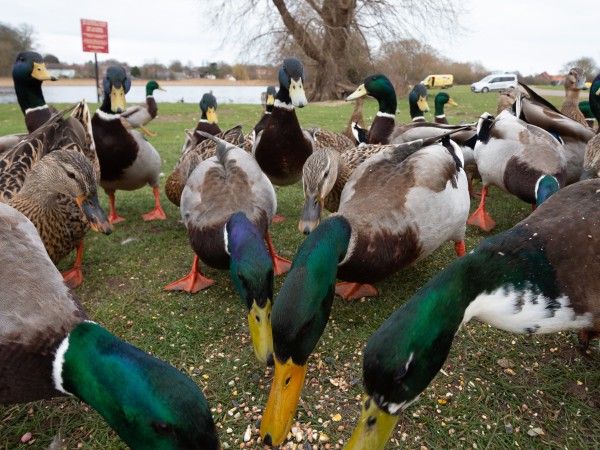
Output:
[{"xmin": 0, "ymin": 85, "xmax": 598, "ymax": 449}]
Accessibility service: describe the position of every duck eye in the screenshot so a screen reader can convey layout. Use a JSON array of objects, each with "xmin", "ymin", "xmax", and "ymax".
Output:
[
  {"xmin": 66, "ymin": 171, "xmax": 76, "ymax": 179},
  {"xmin": 366, "ymin": 415, "xmax": 377, "ymax": 428},
  {"xmin": 151, "ymin": 421, "xmax": 175, "ymax": 436},
  {"xmin": 255, "ymin": 314, "xmax": 260, "ymax": 322},
  {"xmin": 323, "ymin": 170, "xmax": 329, "ymax": 178},
  {"xmin": 285, "ymin": 376, "xmax": 291, "ymax": 386}
]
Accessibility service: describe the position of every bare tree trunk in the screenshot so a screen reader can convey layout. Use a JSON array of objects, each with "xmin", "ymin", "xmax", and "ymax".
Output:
[{"xmin": 272, "ymin": 0, "xmax": 358, "ymax": 100}]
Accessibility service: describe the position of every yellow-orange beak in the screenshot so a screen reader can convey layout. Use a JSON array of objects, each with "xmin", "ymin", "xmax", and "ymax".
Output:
[
  {"xmin": 247, "ymin": 299, "xmax": 274, "ymax": 366},
  {"xmin": 75, "ymin": 194, "xmax": 113, "ymax": 235},
  {"xmin": 31, "ymin": 61, "xmax": 56, "ymax": 81},
  {"xmin": 206, "ymin": 107, "xmax": 218, "ymax": 124},
  {"xmin": 266, "ymin": 93, "xmax": 275, "ymax": 106},
  {"xmin": 417, "ymin": 96, "xmax": 429, "ymax": 112},
  {"xmin": 346, "ymin": 84, "xmax": 367, "ymax": 101},
  {"xmin": 110, "ymin": 86, "xmax": 127, "ymax": 113},
  {"xmin": 447, "ymin": 98, "xmax": 459, "ymax": 107},
  {"xmin": 343, "ymin": 395, "xmax": 400, "ymax": 450},
  {"xmin": 260, "ymin": 357, "xmax": 308, "ymax": 447}
]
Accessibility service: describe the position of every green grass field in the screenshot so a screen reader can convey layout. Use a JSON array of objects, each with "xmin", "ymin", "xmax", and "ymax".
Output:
[{"xmin": 0, "ymin": 85, "xmax": 598, "ymax": 449}]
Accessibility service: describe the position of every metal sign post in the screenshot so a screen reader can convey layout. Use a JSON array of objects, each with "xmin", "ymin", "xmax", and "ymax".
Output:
[{"xmin": 80, "ymin": 19, "xmax": 109, "ymax": 103}]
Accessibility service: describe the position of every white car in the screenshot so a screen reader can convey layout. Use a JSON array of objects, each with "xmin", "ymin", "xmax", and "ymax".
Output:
[{"xmin": 471, "ymin": 73, "xmax": 518, "ymax": 93}]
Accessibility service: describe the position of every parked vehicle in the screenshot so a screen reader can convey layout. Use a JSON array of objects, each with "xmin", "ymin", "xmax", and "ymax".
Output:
[
  {"xmin": 421, "ymin": 74, "xmax": 454, "ymax": 89},
  {"xmin": 471, "ymin": 73, "xmax": 518, "ymax": 93}
]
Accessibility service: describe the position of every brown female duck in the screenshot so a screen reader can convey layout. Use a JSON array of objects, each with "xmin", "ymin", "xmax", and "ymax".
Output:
[
  {"xmin": 0, "ymin": 108, "xmax": 112, "ymax": 288},
  {"xmin": 560, "ymin": 67, "xmax": 589, "ymax": 126}
]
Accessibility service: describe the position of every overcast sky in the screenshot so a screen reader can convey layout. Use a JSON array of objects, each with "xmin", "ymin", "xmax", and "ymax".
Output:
[{"xmin": 2, "ymin": 0, "xmax": 598, "ymax": 76}]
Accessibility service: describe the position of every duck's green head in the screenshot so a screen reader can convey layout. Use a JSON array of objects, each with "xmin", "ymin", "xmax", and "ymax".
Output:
[
  {"xmin": 199, "ymin": 93, "xmax": 218, "ymax": 123},
  {"xmin": 102, "ymin": 66, "xmax": 131, "ymax": 113},
  {"xmin": 146, "ymin": 80, "xmax": 166, "ymax": 96},
  {"xmin": 434, "ymin": 91, "xmax": 458, "ymax": 115},
  {"xmin": 589, "ymin": 73, "xmax": 600, "ymax": 121},
  {"xmin": 12, "ymin": 51, "xmax": 56, "ymax": 112},
  {"xmin": 535, "ymin": 175, "xmax": 560, "ymax": 206},
  {"xmin": 346, "ymin": 73, "xmax": 397, "ymax": 115},
  {"xmin": 409, "ymin": 83, "xmax": 429, "ymax": 119},
  {"xmin": 345, "ymin": 266, "xmax": 469, "ymax": 450},
  {"xmin": 261, "ymin": 216, "xmax": 351, "ymax": 447},
  {"xmin": 226, "ymin": 211, "xmax": 275, "ymax": 366},
  {"xmin": 277, "ymin": 57, "xmax": 308, "ymax": 108},
  {"xmin": 265, "ymin": 85, "xmax": 277, "ymax": 112},
  {"xmin": 57, "ymin": 321, "xmax": 220, "ymax": 449}
]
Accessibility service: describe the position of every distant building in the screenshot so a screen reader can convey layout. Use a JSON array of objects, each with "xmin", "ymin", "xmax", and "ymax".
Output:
[
  {"xmin": 538, "ymin": 71, "xmax": 566, "ymax": 86},
  {"xmin": 48, "ymin": 69, "xmax": 76, "ymax": 79}
]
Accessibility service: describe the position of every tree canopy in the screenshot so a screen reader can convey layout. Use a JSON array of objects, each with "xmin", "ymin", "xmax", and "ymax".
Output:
[
  {"xmin": 209, "ymin": 0, "xmax": 463, "ymax": 100},
  {"xmin": 0, "ymin": 22, "xmax": 36, "ymax": 76}
]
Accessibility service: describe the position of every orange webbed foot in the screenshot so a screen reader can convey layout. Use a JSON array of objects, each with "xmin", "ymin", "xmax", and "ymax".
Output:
[{"xmin": 335, "ymin": 282, "xmax": 379, "ymax": 300}]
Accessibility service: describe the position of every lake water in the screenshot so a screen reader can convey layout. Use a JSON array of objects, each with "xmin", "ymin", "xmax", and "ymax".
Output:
[{"xmin": 0, "ymin": 84, "xmax": 269, "ymax": 105}]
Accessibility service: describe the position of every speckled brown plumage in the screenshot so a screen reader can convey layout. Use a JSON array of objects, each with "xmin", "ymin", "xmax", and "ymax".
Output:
[
  {"xmin": 165, "ymin": 125, "xmax": 244, "ymax": 206},
  {"xmin": 0, "ymin": 105, "xmax": 108, "ymax": 266},
  {"xmin": 6, "ymin": 150, "xmax": 102, "ymax": 264}
]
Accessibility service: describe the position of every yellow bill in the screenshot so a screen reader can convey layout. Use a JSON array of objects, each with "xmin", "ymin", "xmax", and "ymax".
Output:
[
  {"xmin": 447, "ymin": 98, "xmax": 459, "ymax": 107},
  {"xmin": 346, "ymin": 84, "xmax": 367, "ymax": 101},
  {"xmin": 31, "ymin": 61, "xmax": 56, "ymax": 81},
  {"xmin": 289, "ymin": 78, "xmax": 308, "ymax": 108},
  {"xmin": 206, "ymin": 107, "xmax": 218, "ymax": 124},
  {"xmin": 344, "ymin": 395, "xmax": 400, "ymax": 450},
  {"xmin": 247, "ymin": 299, "xmax": 273, "ymax": 366},
  {"xmin": 417, "ymin": 96, "xmax": 429, "ymax": 112},
  {"xmin": 260, "ymin": 357, "xmax": 308, "ymax": 447},
  {"xmin": 110, "ymin": 86, "xmax": 127, "ymax": 113}
]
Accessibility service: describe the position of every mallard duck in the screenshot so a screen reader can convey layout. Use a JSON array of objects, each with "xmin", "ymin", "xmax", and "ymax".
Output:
[
  {"xmin": 0, "ymin": 106, "xmax": 112, "ymax": 288},
  {"xmin": 121, "ymin": 80, "xmax": 166, "ymax": 137},
  {"xmin": 11, "ymin": 51, "xmax": 100, "ymax": 172},
  {"xmin": 578, "ymin": 100, "xmax": 596, "ymax": 128},
  {"xmin": 260, "ymin": 135, "xmax": 470, "ymax": 447},
  {"xmin": 0, "ymin": 203, "xmax": 220, "ymax": 449},
  {"xmin": 345, "ymin": 74, "xmax": 396, "ymax": 144},
  {"xmin": 467, "ymin": 109, "xmax": 566, "ymax": 231},
  {"xmin": 164, "ymin": 133, "xmax": 291, "ymax": 364},
  {"xmin": 581, "ymin": 73, "xmax": 600, "ymax": 179},
  {"xmin": 408, "ymin": 83, "xmax": 430, "ymax": 122},
  {"xmin": 343, "ymin": 178, "xmax": 600, "ymax": 450},
  {"xmin": 253, "ymin": 57, "xmax": 314, "ymax": 186},
  {"xmin": 166, "ymin": 125, "xmax": 245, "ymax": 207},
  {"xmin": 181, "ymin": 92, "xmax": 222, "ymax": 154},
  {"xmin": 11, "ymin": 51, "xmax": 56, "ymax": 133},
  {"xmin": 433, "ymin": 91, "xmax": 458, "ymax": 124},
  {"xmin": 92, "ymin": 66, "xmax": 166, "ymax": 223},
  {"xmin": 516, "ymin": 82, "xmax": 595, "ymax": 184},
  {"xmin": 560, "ymin": 67, "xmax": 589, "ymax": 126},
  {"xmin": 252, "ymin": 86, "xmax": 277, "ymax": 136},
  {"xmin": 390, "ymin": 122, "xmax": 480, "ymax": 198}
]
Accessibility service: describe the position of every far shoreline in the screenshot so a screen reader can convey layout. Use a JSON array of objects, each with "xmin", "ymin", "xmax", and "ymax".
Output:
[{"xmin": 0, "ymin": 77, "xmax": 275, "ymax": 88}]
